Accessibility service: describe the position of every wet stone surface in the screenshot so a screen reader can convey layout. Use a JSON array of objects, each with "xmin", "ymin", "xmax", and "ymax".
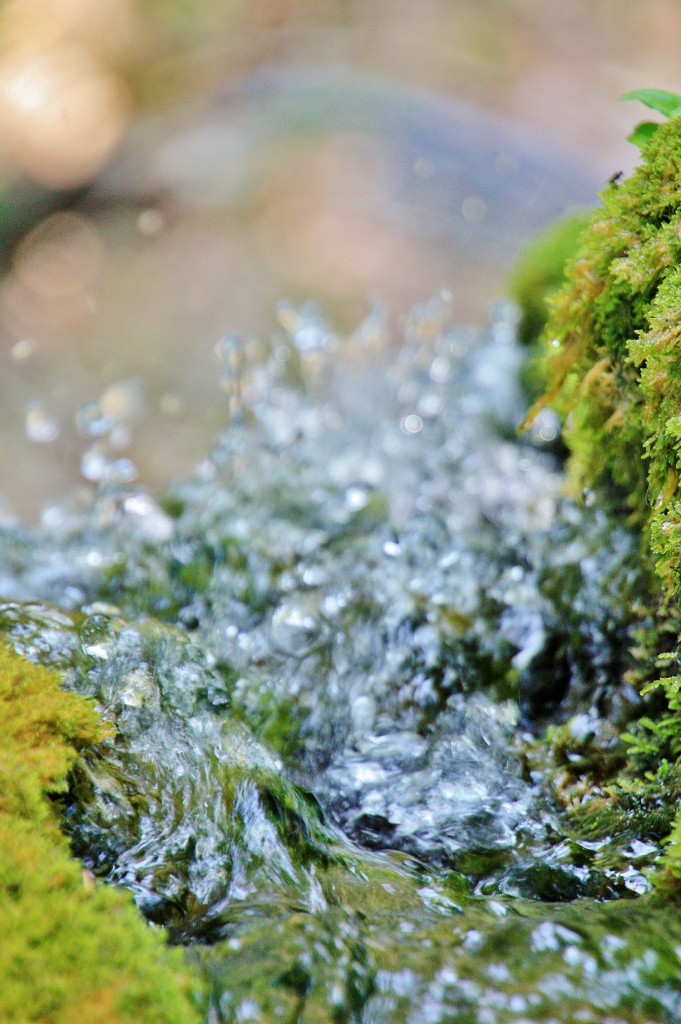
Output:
[{"xmin": 0, "ymin": 298, "xmax": 672, "ymax": 1020}]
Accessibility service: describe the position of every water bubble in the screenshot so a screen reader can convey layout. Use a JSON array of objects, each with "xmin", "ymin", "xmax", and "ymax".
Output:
[
  {"xmin": 270, "ymin": 601, "xmax": 325, "ymax": 657},
  {"xmin": 429, "ymin": 355, "xmax": 450, "ymax": 383},
  {"xmin": 345, "ymin": 486, "xmax": 369, "ymax": 511},
  {"xmin": 417, "ymin": 393, "xmax": 443, "ymax": 419},
  {"xmin": 215, "ymin": 331, "xmax": 245, "ymax": 370},
  {"xmin": 401, "ymin": 414, "xmax": 423, "ymax": 435},
  {"xmin": 276, "ymin": 300, "xmax": 335, "ymax": 354},
  {"xmin": 108, "ymin": 423, "xmax": 132, "ymax": 449},
  {"xmin": 99, "ymin": 379, "xmax": 143, "ymax": 421},
  {"xmin": 122, "ymin": 493, "xmax": 174, "ymax": 542},
  {"xmin": 461, "ymin": 194, "xmax": 487, "ymax": 222},
  {"xmin": 216, "ymin": 331, "xmax": 245, "ymax": 418},
  {"xmin": 107, "ymin": 459, "xmax": 138, "ymax": 484},
  {"xmin": 75, "ymin": 400, "xmax": 115, "ymax": 438},
  {"xmin": 528, "ymin": 408, "xmax": 561, "ymax": 446},
  {"xmin": 11, "ymin": 338, "xmax": 34, "ymax": 361},
  {"xmin": 80, "ymin": 447, "xmax": 109, "ymax": 482},
  {"xmin": 350, "ymin": 303, "xmax": 388, "ymax": 352},
  {"xmin": 80, "ymin": 446, "xmax": 137, "ymax": 485},
  {"xmin": 119, "ymin": 667, "xmax": 157, "ymax": 708},
  {"xmin": 24, "ymin": 400, "xmax": 59, "ymax": 442},
  {"xmin": 403, "ymin": 296, "xmax": 452, "ymax": 344}
]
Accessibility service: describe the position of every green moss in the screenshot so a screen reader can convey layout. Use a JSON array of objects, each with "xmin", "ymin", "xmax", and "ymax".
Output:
[
  {"xmin": 508, "ymin": 208, "xmax": 592, "ymax": 347},
  {"xmin": 527, "ymin": 118, "xmax": 681, "ymax": 528},
  {"xmin": 0, "ymin": 643, "xmax": 202, "ymax": 1024},
  {"xmin": 523, "ymin": 116, "xmax": 681, "ymax": 893}
]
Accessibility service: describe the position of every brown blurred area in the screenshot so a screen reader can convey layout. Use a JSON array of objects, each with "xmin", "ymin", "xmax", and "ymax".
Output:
[{"xmin": 1, "ymin": 0, "xmax": 680, "ymax": 520}]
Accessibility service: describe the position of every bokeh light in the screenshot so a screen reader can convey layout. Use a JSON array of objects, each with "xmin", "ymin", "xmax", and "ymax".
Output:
[
  {"xmin": 0, "ymin": 0, "xmax": 133, "ymax": 188},
  {"xmin": 1, "ymin": 211, "xmax": 105, "ymax": 337}
]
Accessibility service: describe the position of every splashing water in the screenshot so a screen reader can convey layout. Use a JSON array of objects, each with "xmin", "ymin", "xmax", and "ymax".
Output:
[{"xmin": 0, "ymin": 298, "xmax": 676, "ymax": 1022}]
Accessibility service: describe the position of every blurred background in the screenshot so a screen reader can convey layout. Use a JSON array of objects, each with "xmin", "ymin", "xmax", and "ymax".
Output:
[{"xmin": 1, "ymin": 0, "xmax": 680, "ymax": 520}]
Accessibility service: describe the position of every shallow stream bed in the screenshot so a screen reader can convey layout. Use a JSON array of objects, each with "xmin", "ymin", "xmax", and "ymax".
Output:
[{"xmin": 2, "ymin": 299, "xmax": 680, "ymax": 1022}]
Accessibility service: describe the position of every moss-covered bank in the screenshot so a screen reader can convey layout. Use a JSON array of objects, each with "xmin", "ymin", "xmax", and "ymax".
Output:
[
  {"xmin": 0, "ymin": 643, "xmax": 201, "ymax": 1024},
  {"xmin": 520, "ymin": 113, "xmax": 681, "ymax": 890}
]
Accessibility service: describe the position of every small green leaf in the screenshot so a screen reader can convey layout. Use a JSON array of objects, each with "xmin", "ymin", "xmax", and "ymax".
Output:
[
  {"xmin": 621, "ymin": 88, "xmax": 681, "ymax": 118},
  {"xmin": 627, "ymin": 121, "xmax": 661, "ymax": 150}
]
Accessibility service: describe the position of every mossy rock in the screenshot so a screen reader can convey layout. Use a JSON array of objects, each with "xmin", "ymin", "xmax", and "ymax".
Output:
[
  {"xmin": 527, "ymin": 118, "xmax": 681, "ymax": 559},
  {"xmin": 508, "ymin": 208, "xmax": 592, "ymax": 348},
  {"xmin": 192, "ymin": 890, "xmax": 681, "ymax": 1022},
  {"xmin": 521, "ymin": 114, "xmax": 681, "ymax": 893},
  {"xmin": 0, "ymin": 642, "xmax": 202, "ymax": 1024}
]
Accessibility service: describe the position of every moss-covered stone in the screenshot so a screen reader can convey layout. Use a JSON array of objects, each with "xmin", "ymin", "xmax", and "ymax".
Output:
[
  {"xmin": 521, "ymin": 115, "xmax": 681, "ymax": 893},
  {"xmin": 508, "ymin": 209, "xmax": 592, "ymax": 348},
  {"xmin": 526, "ymin": 118, "xmax": 681, "ymax": 538},
  {"xmin": 0, "ymin": 643, "xmax": 202, "ymax": 1024}
]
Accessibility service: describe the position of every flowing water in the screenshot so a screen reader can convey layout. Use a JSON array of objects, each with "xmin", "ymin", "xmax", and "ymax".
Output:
[{"xmin": 2, "ymin": 299, "xmax": 681, "ymax": 1022}]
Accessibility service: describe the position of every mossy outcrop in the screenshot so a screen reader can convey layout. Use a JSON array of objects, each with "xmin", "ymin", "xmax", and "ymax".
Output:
[
  {"xmin": 526, "ymin": 118, "xmax": 681, "ymax": 571},
  {"xmin": 0, "ymin": 642, "xmax": 201, "ymax": 1024},
  {"xmin": 520, "ymin": 114, "xmax": 681, "ymax": 891},
  {"xmin": 508, "ymin": 209, "xmax": 592, "ymax": 349}
]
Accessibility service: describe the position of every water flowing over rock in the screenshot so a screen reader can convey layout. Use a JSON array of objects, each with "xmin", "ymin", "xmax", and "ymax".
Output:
[{"xmin": 1, "ymin": 299, "xmax": 677, "ymax": 1021}]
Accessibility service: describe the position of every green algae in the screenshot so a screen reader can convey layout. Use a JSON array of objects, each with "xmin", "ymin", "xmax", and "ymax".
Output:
[{"xmin": 0, "ymin": 642, "xmax": 202, "ymax": 1024}]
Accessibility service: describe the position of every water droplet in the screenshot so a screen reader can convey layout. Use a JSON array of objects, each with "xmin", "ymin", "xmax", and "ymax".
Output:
[
  {"xmin": 277, "ymin": 300, "xmax": 335, "ymax": 354},
  {"xmin": 99, "ymin": 379, "xmax": 143, "ymax": 421},
  {"xmin": 122, "ymin": 493, "xmax": 174, "ymax": 541},
  {"xmin": 80, "ymin": 447, "xmax": 108, "ymax": 482},
  {"xmin": 417, "ymin": 393, "xmax": 443, "ymax": 419},
  {"xmin": 350, "ymin": 303, "xmax": 388, "ymax": 351},
  {"xmin": 216, "ymin": 332, "xmax": 246, "ymax": 418},
  {"xmin": 401, "ymin": 414, "xmax": 423, "ymax": 435},
  {"xmin": 345, "ymin": 486, "xmax": 369, "ymax": 511},
  {"xmin": 461, "ymin": 195, "xmax": 487, "ymax": 222},
  {"xmin": 80, "ymin": 447, "xmax": 137, "ymax": 484},
  {"xmin": 11, "ymin": 338, "xmax": 34, "ymax": 361},
  {"xmin": 106, "ymin": 458, "xmax": 138, "ymax": 484},
  {"xmin": 75, "ymin": 401, "xmax": 115, "ymax": 438},
  {"xmin": 529, "ymin": 408, "xmax": 560, "ymax": 445},
  {"xmin": 429, "ymin": 355, "xmax": 450, "ymax": 383},
  {"xmin": 24, "ymin": 400, "xmax": 59, "ymax": 442}
]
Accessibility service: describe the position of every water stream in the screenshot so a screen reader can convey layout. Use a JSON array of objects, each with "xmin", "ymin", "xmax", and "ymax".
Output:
[{"xmin": 2, "ymin": 298, "xmax": 680, "ymax": 1021}]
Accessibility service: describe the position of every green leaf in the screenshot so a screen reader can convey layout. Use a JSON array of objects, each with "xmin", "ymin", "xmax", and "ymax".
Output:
[
  {"xmin": 627, "ymin": 121, "xmax": 661, "ymax": 150},
  {"xmin": 621, "ymin": 88, "xmax": 681, "ymax": 118}
]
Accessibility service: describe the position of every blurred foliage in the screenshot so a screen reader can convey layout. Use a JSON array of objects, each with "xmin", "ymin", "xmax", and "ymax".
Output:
[
  {"xmin": 507, "ymin": 210, "xmax": 591, "ymax": 348},
  {"xmin": 622, "ymin": 87, "xmax": 681, "ymax": 149}
]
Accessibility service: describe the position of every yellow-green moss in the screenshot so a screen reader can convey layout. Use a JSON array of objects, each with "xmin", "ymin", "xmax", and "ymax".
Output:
[
  {"xmin": 522, "ymin": 115, "xmax": 681, "ymax": 892},
  {"xmin": 508, "ymin": 208, "xmax": 592, "ymax": 348},
  {"xmin": 527, "ymin": 118, "xmax": 681, "ymax": 540},
  {"xmin": 0, "ymin": 643, "xmax": 202, "ymax": 1024}
]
